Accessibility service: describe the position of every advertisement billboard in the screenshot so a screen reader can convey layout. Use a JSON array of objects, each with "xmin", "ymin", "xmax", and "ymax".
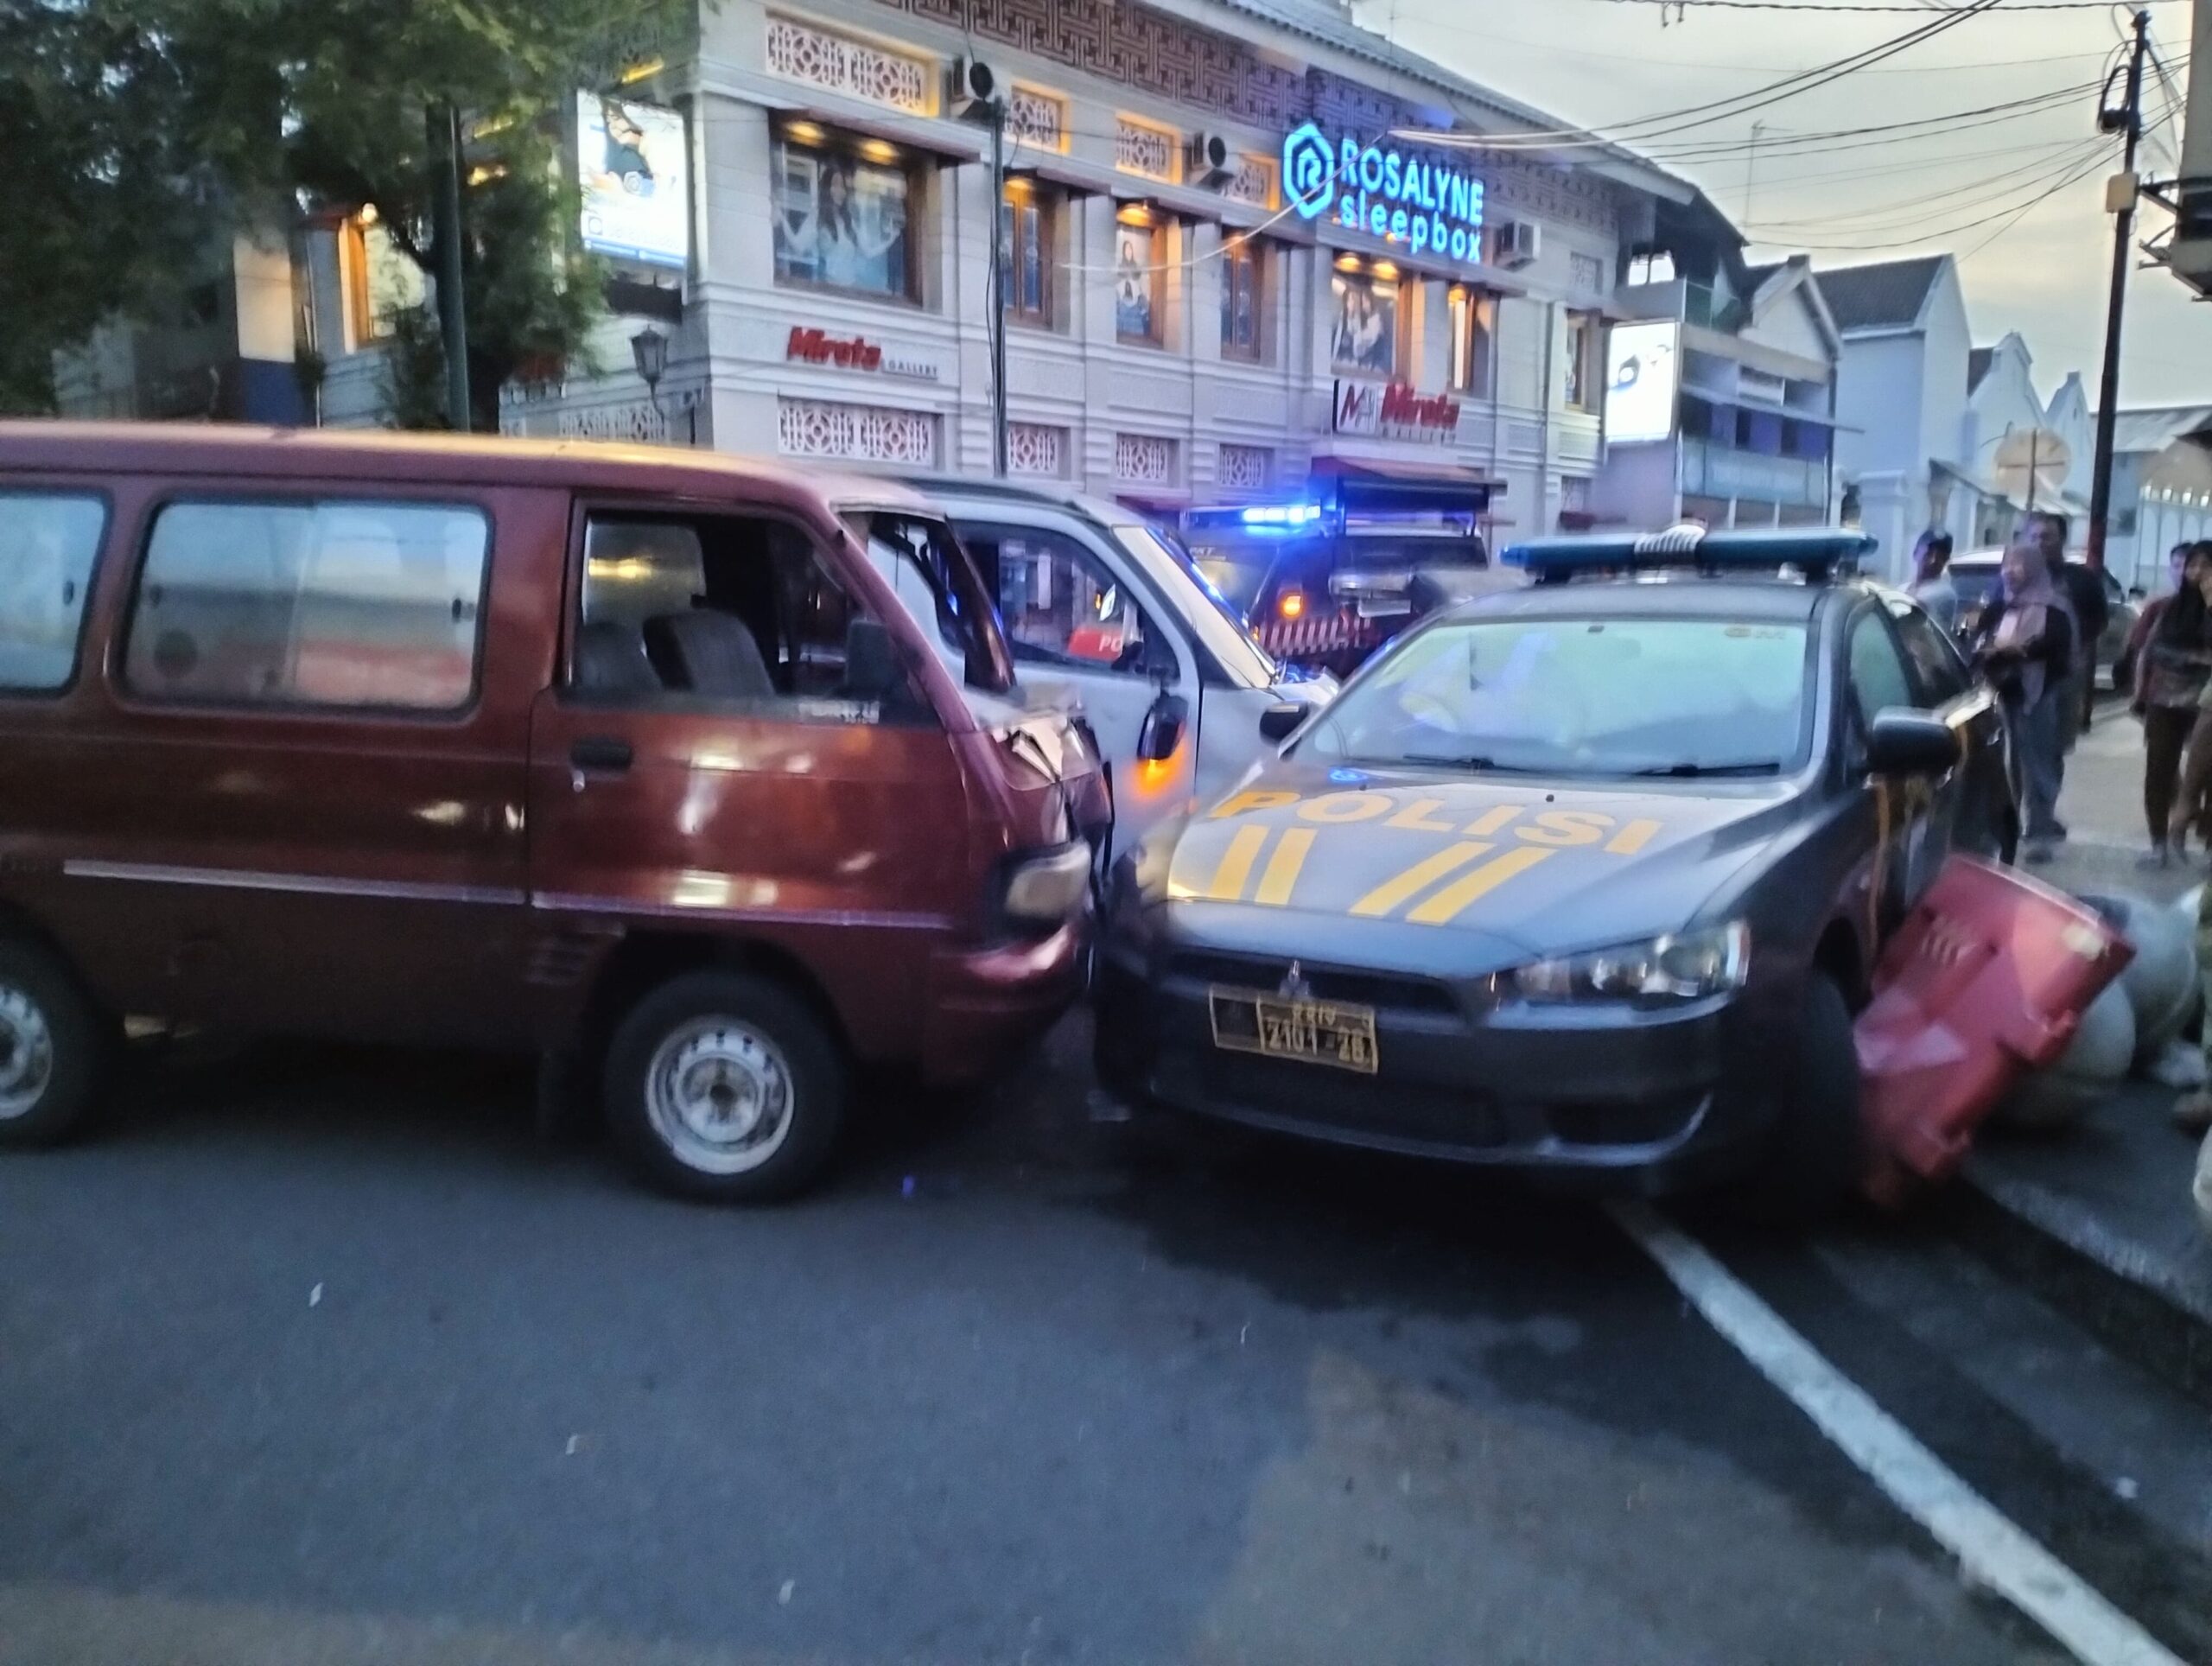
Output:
[
  {"xmin": 1605, "ymin": 321, "xmax": 1679, "ymax": 447},
  {"xmin": 577, "ymin": 92, "xmax": 690, "ymax": 270}
]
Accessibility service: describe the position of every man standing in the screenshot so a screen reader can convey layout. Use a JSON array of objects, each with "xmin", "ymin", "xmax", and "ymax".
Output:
[
  {"xmin": 1910, "ymin": 530, "xmax": 1958, "ymax": 633},
  {"xmin": 2038, "ymin": 512, "xmax": 2107, "ymax": 741}
]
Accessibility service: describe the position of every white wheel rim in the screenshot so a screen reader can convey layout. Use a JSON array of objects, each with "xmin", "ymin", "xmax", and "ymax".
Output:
[
  {"xmin": 0, "ymin": 983, "xmax": 54, "ymax": 1122},
  {"xmin": 644, "ymin": 1017, "xmax": 796, "ymax": 1176}
]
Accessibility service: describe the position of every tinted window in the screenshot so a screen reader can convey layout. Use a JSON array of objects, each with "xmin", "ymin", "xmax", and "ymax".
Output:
[
  {"xmin": 1886, "ymin": 601, "xmax": 1969, "ymax": 706},
  {"xmin": 126, "ymin": 500, "xmax": 486, "ymax": 710},
  {"xmin": 963, "ymin": 525, "xmax": 1163, "ymax": 677},
  {"xmin": 1299, "ymin": 616, "xmax": 1811, "ymax": 777},
  {"xmin": 1848, "ymin": 610, "xmax": 1916, "ymax": 722},
  {"xmin": 0, "ymin": 492, "xmax": 105, "ymax": 693},
  {"xmin": 849, "ymin": 512, "xmax": 1014, "ymax": 696}
]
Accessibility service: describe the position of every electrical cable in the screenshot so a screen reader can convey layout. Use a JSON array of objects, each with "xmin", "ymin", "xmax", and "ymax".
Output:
[
  {"xmin": 1745, "ymin": 137, "xmax": 2109, "ymax": 228},
  {"xmin": 1764, "ymin": 143, "xmax": 2113, "ymax": 247}
]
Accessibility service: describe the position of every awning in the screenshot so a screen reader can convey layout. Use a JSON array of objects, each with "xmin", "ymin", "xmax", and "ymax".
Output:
[{"xmin": 1306, "ymin": 452, "xmax": 1502, "ymax": 516}]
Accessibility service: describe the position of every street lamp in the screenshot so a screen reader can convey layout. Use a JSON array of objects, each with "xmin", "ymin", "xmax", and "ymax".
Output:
[{"xmin": 631, "ymin": 325, "xmax": 669, "ymax": 421}]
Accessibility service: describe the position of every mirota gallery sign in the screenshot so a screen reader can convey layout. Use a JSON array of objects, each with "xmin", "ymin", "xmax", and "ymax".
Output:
[{"xmin": 1282, "ymin": 122, "xmax": 1486, "ymax": 264}]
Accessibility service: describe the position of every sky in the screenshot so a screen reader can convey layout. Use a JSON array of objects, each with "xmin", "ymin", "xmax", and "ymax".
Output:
[{"xmin": 1360, "ymin": 0, "xmax": 2210, "ymax": 410}]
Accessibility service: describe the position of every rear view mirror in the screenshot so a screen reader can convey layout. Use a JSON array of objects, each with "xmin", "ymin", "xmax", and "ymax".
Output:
[
  {"xmin": 842, "ymin": 617, "xmax": 901, "ymax": 701},
  {"xmin": 1865, "ymin": 707, "xmax": 1958, "ymax": 778},
  {"xmin": 1259, "ymin": 702, "xmax": 1305, "ymax": 742},
  {"xmin": 1137, "ymin": 691, "xmax": 1188, "ymax": 762}
]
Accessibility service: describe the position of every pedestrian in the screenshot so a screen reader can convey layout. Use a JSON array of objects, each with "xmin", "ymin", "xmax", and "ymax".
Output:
[
  {"xmin": 1910, "ymin": 529, "xmax": 1959, "ymax": 633},
  {"xmin": 1970, "ymin": 531, "xmax": 2075, "ymax": 862},
  {"xmin": 2121, "ymin": 542, "xmax": 2197, "ymax": 690},
  {"xmin": 2133, "ymin": 543, "xmax": 2212, "ymax": 865},
  {"xmin": 2037, "ymin": 512, "xmax": 2107, "ymax": 741}
]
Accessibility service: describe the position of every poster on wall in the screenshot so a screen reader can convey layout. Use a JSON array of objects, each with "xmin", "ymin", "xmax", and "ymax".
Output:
[
  {"xmin": 1605, "ymin": 320, "xmax": 1678, "ymax": 446},
  {"xmin": 772, "ymin": 143, "xmax": 912, "ymax": 298},
  {"xmin": 577, "ymin": 92, "xmax": 690, "ymax": 270}
]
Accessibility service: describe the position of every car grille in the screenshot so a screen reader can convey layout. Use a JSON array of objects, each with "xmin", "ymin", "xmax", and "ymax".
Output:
[{"xmin": 1163, "ymin": 951, "xmax": 1459, "ymax": 1016}]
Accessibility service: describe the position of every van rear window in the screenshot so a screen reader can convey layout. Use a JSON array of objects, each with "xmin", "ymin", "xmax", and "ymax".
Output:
[
  {"xmin": 125, "ymin": 499, "xmax": 488, "ymax": 713},
  {"xmin": 0, "ymin": 493, "xmax": 105, "ymax": 694}
]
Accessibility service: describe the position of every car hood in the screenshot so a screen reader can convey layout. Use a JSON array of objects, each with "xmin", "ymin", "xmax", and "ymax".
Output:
[{"xmin": 1154, "ymin": 760, "xmax": 1802, "ymax": 968}]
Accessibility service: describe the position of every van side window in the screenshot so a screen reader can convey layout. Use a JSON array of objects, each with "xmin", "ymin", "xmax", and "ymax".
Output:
[
  {"xmin": 575, "ymin": 512, "xmax": 885, "ymax": 716},
  {"xmin": 125, "ymin": 500, "xmax": 487, "ymax": 711},
  {"xmin": 0, "ymin": 493, "xmax": 105, "ymax": 694},
  {"xmin": 961, "ymin": 524, "xmax": 1166, "ymax": 677}
]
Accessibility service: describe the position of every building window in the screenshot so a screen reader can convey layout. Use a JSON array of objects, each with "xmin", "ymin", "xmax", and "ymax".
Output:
[
  {"xmin": 1115, "ymin": 432, "xmax": 1178, "ymax": 486},
  {"xmin": 1007, "ymin": 423, "xmax": 1067, "ymax": 478},
  {"xmin": 763, "ymin": 16, "xmax": 933, "ymax": 115},
  {"xmin": 1221, "ymin": 236, "xmax": 1267, "ymax": 361},
  {"xmin": 340, "ymin": 207, "xmax": 427, "ymax": 349},
  {"xmin": 1218, "ymin": 443, "xmax": 1273, "ymax": 492},
  {"xmin": 1115, "ymin": 116, "xmax": 1180, "ymax": 184},
  {"xmin": 125, "ymin": 499, "xmax": 488, "ymax": 712},
  {"xmin": 1000, "ymin": 180, "xmax": 1054, "ymax": 327},
  {"xmin": 0, "ymin": 492, "xmax": 105, "ymax": 694},
  {"xmin": 776, "ymin": 397, "xmax": 938, "ymax": 467},
  {"xmin": 1449, "ymin": 287, "xmax": 1497, "ymax": 397},
  {"xmin": 772, "ymin": 125, "xmax": 917, "ymax": 302},
  {"xmin": 1115, "ymin": 206, "xmax": 1166, "ymax": 347},
  {"xmin": 1564, "ymin": 311, "xmax": 1601, "ymax": 411},
  {"xmin": 1331, "ymin": 264, "xmax": 1401, "ymax": 378}
]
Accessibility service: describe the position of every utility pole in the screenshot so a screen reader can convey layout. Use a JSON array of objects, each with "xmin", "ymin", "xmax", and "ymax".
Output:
[
  {"xmin": 429, "ymin": 103, "xmax": 472, "ymax": 432},
  {"xmin": 987, "ymin": 98, "xmax": 1009, "ymax": 478},
  {"xmin": 2087, "ymin": 10, "xmax": 2152, "ymax": 571}
]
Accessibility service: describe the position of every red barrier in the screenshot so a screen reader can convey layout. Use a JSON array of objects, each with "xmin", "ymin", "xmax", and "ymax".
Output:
[{"xmin": 1854, "ymin": 855, "xmax": 2133, "ymax": 1207}]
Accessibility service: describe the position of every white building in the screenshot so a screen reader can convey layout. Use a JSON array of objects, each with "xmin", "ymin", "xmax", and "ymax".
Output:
[
  {"xmin": 2075, "ymin": 405, "xmax": 2212, "ymax": 593},
  {"xmin": 291, "ymin": 0, "xmax": 1704, "ymax": 535}
]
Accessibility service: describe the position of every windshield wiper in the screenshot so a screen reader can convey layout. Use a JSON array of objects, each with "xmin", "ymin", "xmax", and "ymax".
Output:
[
  {"xmin": 1630, "ymin": 760, "xmax": 1783, "ymax": 778},
  {"xmin": 1400, "ymin": 754, "xmax": 1553, "ymax": 774}
]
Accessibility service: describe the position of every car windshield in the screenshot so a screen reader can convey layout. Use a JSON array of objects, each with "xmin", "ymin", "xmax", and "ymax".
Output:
[
  {"xmin": 1296, "ymin": 614, "xmax": 1813, "ymax": 778},
  {"xmin": 844, "ymin": 510, "xmax": 1016, "ymax": 696},
  {"xmin": 1115, "ymin": 522, "xmax": 1281, "ymax": 686},
  {"xmin": 1185, "ymin": 537, "xmax": 1292, "ymax": 618}
]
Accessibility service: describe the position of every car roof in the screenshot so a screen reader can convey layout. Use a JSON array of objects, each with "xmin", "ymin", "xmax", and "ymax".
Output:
[
  {"xmin": 0, "ymin": 420, "xmax": 939, "ymax": 518},
  {"xmin": 897, "ymin": 474, "xmax": 1133, "ymax": 525}
]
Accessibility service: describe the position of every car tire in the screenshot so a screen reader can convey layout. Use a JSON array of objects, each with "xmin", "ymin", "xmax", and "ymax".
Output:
[
  {"xmin": 603, "ymin": 971, "xmax": 846, "ymax": 1202},
  {"xmin": 1737, "ymin": 973, "xmax": 1863, "ymax": 1222},
  {"xmin": 0, "ymin": 938, "xmax": 112, "ymax": 1148}
]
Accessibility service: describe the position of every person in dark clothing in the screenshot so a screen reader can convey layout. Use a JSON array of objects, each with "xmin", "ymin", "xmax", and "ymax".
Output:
[
  {"xmin": 1972, "ymin": 533, "xmax": 2075, "ymax": 861},
  {"xmin": 2135, "ymin": 541, "xmax": 2212, "ymax": 865},
  {"xmin": 2029, "ymin": 512, "xmax": 2107, "ymax": 740}
]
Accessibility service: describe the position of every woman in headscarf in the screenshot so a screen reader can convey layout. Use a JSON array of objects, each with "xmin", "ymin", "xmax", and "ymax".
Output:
[
  {"xmin": 1970, "ymin": 531, "xmax": 2075, "ymax": 862},
  {"xmin": 2133, "ymin": 541, "xmax": 2212, "ymax": 865}
]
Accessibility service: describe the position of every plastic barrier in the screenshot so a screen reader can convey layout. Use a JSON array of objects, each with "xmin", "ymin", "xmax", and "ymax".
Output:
[{"xmin": 1855, "ymin": 856, "xmax": 2133, "ymax": 1207}]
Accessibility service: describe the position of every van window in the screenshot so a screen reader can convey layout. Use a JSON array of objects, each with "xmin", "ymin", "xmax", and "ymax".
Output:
[
  {"xmin": 575, "ymin": 512, "xmax": 897, "ymax": 716},
  {"xmin": 0, "ymin": 492, "xmax": 105, "ymax": 693},
  {"xmin": 960, "ymin": 523, "xmax": 1167, "ymax": 678},
  {"xmin": 125, "ymin": 499, "xmax": 487, "ymax": 711}
]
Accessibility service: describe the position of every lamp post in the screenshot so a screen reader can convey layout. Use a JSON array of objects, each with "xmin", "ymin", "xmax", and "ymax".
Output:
[{"xmin": 631, "ymin": 325, "xmax": 670, "ymax": 439}]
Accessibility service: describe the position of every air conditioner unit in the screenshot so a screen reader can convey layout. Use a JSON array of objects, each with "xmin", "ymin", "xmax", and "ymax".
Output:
[
  {"xmin": 949, "ymin": 56, "xmax": 999, "ymax": 119},
  {"xmin": 1494, "ymin": 219, "xmax": 1541, "ymax": 270},
  {"xmin": 1188, "ymin": 131, "xmax": 1232, "ymax": 183}
]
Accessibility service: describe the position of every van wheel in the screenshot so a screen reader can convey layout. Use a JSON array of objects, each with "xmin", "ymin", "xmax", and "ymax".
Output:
[
  {"xmin": 0, "ymin": 939, "xmax": 110, "ymax": 1148},
  {"xmin": 603, "ymin": 971, "xmax": 845, "ymax": 1202},
  {"xmin": 1735, "ymin": 974, "xmax": 1864, "ymax": 1223}
]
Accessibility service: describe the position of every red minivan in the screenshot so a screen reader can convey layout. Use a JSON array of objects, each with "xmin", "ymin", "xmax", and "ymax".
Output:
[{"xmin": 0, "ymin": 423, "xmax": 1105, "ymax": 1199}]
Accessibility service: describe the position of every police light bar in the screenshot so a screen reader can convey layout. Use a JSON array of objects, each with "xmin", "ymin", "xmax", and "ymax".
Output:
[
  {"xmin": 1504, "ymin": 525, "xmax": 1878, "ymax": 584},
  {"xmin": 1239, "ymin": 503, "xmax": 1323, "ymax": 530}
]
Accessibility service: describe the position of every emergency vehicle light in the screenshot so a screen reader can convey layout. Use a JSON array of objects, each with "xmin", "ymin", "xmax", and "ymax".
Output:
[
  {"xmin": 1238, "ymin": 503, "xmax": 1323, "ymax": 530},
  {"xmin": 1504, "ymin": 526, "xmax": 1877, "ymax": 585}
]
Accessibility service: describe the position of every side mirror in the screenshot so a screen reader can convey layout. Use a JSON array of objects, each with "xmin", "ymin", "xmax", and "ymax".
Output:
[
  {"xmin": 842, "ymin": 616, "xmax": 901, "ymax": 701},
  {"xmin": 1259, "ymin": 702, "xmax": 1305, "ymax": 742},
  {"xmin": 1864, "ymin": 706, "xmax": 1958, "ymax": 779},
  {"xmin": 1137, "ymin": 691, "xmax": 1188, "ymax": 762}
]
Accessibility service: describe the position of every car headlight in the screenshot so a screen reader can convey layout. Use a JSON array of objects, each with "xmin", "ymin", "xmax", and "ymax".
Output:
[
  {"xmin": 1000, "ymin": 843, "xmax": 1093, "ymax": 928},
  {"xmin": 1499, "ymin": 921, "xmax": 1750, "ymax": 1005}
]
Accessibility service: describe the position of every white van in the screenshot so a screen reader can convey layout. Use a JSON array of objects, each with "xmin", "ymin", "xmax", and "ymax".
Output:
[{"xmin": 891, "ymin": 479, "xmax": 1335, "ymax": 856}]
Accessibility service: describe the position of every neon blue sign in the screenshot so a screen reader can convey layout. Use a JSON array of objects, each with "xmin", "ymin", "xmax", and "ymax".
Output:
[{"xmin": 1281, "ymin": 121, "xmax": 1486, "ymax": 265}]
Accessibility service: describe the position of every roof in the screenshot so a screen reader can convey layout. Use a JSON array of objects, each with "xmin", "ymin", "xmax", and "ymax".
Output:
[
  {"xmin": 2105, "ymin": 405, "xmax": 2212, "ymax": 455},
  {"xmin": 1741, "ymin": 260, "xmax": 1783, "ymax": 289},
  {"xmin": 1816, "ymin": 256, "xmax": 1948, "ymax": 334},
  {"xmin": 1967, "ymin": 347, "xmax": 1994, "ymax": 393},
  {"xmin": 0, "ymin": 420, "xmax": 937, "ymax": 512}
]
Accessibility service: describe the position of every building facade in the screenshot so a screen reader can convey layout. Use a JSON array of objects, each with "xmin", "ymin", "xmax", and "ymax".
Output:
[{"xmin": 288, "ymin": 0, "xmax": 1696, "ymax": 536}]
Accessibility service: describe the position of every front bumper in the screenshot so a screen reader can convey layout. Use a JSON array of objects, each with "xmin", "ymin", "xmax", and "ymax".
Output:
[
  {"xmin": 1094, "ymin": 938, "xmax": 1785, "ymax": 1193},
  {"xmin": 921, "ymin": 919, "xmax": 1089, "ymax": 1084}
]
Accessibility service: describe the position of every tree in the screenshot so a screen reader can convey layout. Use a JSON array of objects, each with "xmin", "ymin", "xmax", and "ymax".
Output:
[{"xmin": 3, "ymin": 0, "xmax": 693, "ymax": 423}]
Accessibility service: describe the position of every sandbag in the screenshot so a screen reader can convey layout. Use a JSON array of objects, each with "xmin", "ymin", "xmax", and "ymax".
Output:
[
  {"xmin": 2078, "ymin": 891, "xmax": 2202, "ymax": 1066},
  {"xmin": 1997, "ymin": 979, "xmax": 2137, "ymax": 1132}
]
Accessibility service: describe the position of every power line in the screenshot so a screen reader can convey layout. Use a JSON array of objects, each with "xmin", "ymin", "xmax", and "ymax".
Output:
[
  {"xmin": 1762, "ymin": 145, "xmax": 2113, "ymax": 248},
  {"xmin": 1629, "ymin": 78, "xmax": 2107, "ymax": 161},
  {"xmin": 1747, "ymin": 137, "xmax": 2108, "ymax": 229}
]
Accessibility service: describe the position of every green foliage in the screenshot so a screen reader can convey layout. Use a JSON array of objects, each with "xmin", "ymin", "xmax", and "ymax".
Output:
[{"xmin": 3, "ymin": 0, "xmax": 692, "ymax": 422}]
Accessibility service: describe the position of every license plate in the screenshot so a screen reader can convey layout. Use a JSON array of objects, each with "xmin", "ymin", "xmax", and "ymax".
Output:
[{"xmin": 1208, "ymin": 987, "xmax": 1379, "ymax": 1074}]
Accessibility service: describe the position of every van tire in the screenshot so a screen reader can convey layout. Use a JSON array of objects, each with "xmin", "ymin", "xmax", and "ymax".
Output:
[
  {"xmin": 0, "ymin": 938, "xmax": 111, "ymax": 1148},
  {"xmin": 1735, "ymin": 973, "xmax": 1864, "ymax": 1223},
  {"xmin": 603, "ymin": 971, "xmax": 845, "ymax": 1202}
]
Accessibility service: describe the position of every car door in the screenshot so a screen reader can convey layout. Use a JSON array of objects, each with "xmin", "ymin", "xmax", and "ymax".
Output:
[
  {"xmin": 524, "ymin": 501, "xmax": 970, "ymax": 1062},
  {"xmin": 955, "ymin": 518, "xmax": 1196, "ymax": 849},
  {"xmin": 1887, "ymin": 595, "xmax": 2013, "ymax": 860},
  {"xmin": 1845, "ymin": 603, "xmax": 1954, "ymax": 930}
]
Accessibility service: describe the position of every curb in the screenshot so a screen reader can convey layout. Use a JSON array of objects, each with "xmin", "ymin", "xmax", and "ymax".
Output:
[{"xmin": 1942, "ymin": 1161, "xmax": 2212, "ymax": 1408}]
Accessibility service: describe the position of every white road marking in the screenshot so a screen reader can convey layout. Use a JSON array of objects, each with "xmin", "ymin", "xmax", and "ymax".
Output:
[{"xmin": 1611, "ymin": 1203, "xmax": 2183, "ymax": 1666}]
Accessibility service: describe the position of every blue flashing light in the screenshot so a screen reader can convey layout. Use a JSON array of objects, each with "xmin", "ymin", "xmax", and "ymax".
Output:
[
  {"xmin": 1327, "ymin": 766, "xmax": 1369, "ymax": 785},
  {"xmin": 1239, "ymin": 502, "xmax": 1324, "ymax": 531},
  {"xmin": 1504, "ymin": 526, "xmax": 1876, "ymax": 584}
]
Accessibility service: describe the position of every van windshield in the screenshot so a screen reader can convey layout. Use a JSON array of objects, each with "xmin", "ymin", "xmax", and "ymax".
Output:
[{"xmin": 845, "ymin": 510, "xmax": 1015, "ymax": 696}]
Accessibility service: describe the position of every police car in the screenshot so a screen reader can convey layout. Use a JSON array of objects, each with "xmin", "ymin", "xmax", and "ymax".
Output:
[{"xmin": 1093, "ymin": 527, "xmax": 2016, "ymax": 1205}]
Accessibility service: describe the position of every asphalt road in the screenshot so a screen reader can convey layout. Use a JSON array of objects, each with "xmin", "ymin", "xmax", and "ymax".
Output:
[{"xmin": 2, "ymin": 1021, "xmax": 2207, "ymax": 1666}]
